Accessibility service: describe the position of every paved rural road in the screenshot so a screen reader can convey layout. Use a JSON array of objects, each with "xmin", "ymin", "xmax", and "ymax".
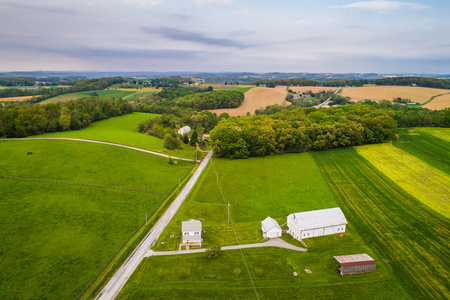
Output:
[
  {"xmin": 316, "ymin": 87, "xmax": 342, "ymax": 108},
  {"xmin": 148, "ymin": 238, "xmax": 307, "ymax": 257},
  {"xmin": 96, "ymin": 150, "xmax": 213, "ymax": 300},
  {"xmin": 1, "ymin": 137, "xmax": 196, "ymax": 162}
]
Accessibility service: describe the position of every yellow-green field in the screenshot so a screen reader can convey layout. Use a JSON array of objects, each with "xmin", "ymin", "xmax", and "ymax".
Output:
[
  {"xmin": 355, "ymin": 143, "xmax": 449, "ymax": 217},
  {"xmin": 418, "ymin": 127, "xmax": 450, "ymax": 143}
]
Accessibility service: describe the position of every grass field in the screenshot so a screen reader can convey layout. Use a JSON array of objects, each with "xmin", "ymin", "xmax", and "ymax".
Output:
[
  {"xmin": 340, "ymin": 86, "xmax": 450, "ymax": 104},
  {"xmin": 394, "ymin": 128, "xmax": 450, "ymax": 175},
  {"xmin": 41, "ymin": 89, "xmax": 135, "ymax": 104},
  {"xmin": 314, "ymin": 148, "xmax": 450, "ymax": 299},
  {"xmin": 34, "ymin": 113, "xmax": 199, "ymax": 160},
  {"xmin": 119, "ymin": 152, "xmax": 410, "ymax": 299},
  {"xmin": 0, "ymin": 139, "xmax": 193, "ymax": 299},
  {"xmin": 209, "ymin": 86, "xmax": 288, "ymax": 116},
  {"xmin": 355, "ymin": 143, "xmax": 449, "ymax": 217}
]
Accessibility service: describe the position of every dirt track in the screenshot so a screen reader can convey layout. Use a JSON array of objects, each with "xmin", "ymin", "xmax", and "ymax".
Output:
[{"xmin": 209, "ymin": 86, "xmax": 288, "ymax": 116}]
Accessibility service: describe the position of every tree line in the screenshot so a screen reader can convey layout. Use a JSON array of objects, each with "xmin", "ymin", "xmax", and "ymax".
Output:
[
  {"xmin": 254, "ymin": 79, "xmax": 369, "ymax": 87},
  {"xmin": 0, "ymin": 98, "xmax": 133, "ymax": 138},
  {"xmin": 375, "ymin": 77, "xmax": 450, "ymax": 89},
  {"xmin": 210, "ymin": 104, "xmax": 406, "ymax": 159},
  {"xmin": 174, "ymin": 90, "xmax": 244, "ymax": 110}
]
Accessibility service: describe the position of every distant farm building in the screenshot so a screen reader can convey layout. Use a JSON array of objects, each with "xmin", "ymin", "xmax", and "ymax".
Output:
[
  {"xmin": 293, "ymin": 92, "xmax": 303, "ymax": 99},
  {"xmin": 178, "ymin": 125, "xmax": 191, "ymax": 136},
  {"xmin": 181, "ymin": 219, "xmax": 202, "ymax": 247},
  {"xmin": 261, "ymin": 217, "xmax": 282, "ymax": 238},
  {"xmin": 287, "ymin": 207, "xmax": 347, "ymax": 240},
  {"xmin": 334, "ymin": 253, "xmax": 376, "ymax": 276}
]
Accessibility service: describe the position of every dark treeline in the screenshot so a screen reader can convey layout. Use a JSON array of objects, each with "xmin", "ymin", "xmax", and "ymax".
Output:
[
  {"xmin": 157, "ymin": 86, "xmax": 212, "ymax": 100},
  {"xmin": 175, "ymin": 90, "xmax": 244, "ymax": 110},
  {"xmin": 0, "ymin": 77, "xmax": 35, "ymax": 86},
  {"xmin": 0, "ymin": 77, "xmax": 125, "ymax": 101},
  {"xmin": 211, "ymin": 103, "xmax": 450, "ymax": 159},
  {"xmin": 375, "ymin": 77, "xmax": 450, "ymax": 89},
  {"xmin": 0, "ymin": 98, "xmax": 133, "ymax": 138},
  {"xmin": 254, "ymin": 79, "xmax": 369, "ymax": 87}
]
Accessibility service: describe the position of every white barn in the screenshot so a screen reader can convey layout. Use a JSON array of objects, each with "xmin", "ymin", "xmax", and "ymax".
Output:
[
  {"xmin": 181, "ymin": 219, "xmax": 202, "ymax": 247},
  {"xmin": 178, "ymin": 125, "xmax": 191, "ymax": 136},
  {"xmin": 287, "ymin": 207, "xmax": 347, "ymax": 240},
  {"xmin": 261, "ymin": 217, "xmax": 282, "ymax": 238}
]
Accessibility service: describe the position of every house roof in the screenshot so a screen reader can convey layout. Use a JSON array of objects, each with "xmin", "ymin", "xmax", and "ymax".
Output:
[
  {"xmin": 261, "ymin": 217, "xmax": 281, "ymax": 233},
  {"xmin": 289, "ymin": 207, "xmax": 347, "ymax": 231},
  {"xmin": 182, "ymin": 219, "xmax": 202, "ymax": 232},
  {"xmin": 334, "ymin": 253, "xmax": 376, "ymax": 267},
  {"xmin": 181, "ymin": 125, "xmax": 191, "ymax": 132}
]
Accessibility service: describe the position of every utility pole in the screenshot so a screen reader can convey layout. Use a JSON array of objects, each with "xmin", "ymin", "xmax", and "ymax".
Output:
[
  {"xmin": 145, "ymin": 212, "xmax": 147, "ymax": 226},
  {"xmin": 195, "ymin": 149, "xmax": 198, "ymax": 164},
  {"xmin": 228, "ymin": 203, "xmax": 230, "ymax": 225},
  {"xmin": 216, "ymin": 172, "xmax": 218, "ymax": 185},
  {"xmin": 179, "ymin": 177, "xmax": 180, "ymax": 187}
]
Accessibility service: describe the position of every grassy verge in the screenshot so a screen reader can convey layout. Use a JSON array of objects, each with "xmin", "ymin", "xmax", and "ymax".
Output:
[
  {"xmin": 81, "ymin": 163, "xmax": 199, "ymax": 299},
  {"xmin": 314, "ymin": 147, "xmax": 450, "ymax": 299}
]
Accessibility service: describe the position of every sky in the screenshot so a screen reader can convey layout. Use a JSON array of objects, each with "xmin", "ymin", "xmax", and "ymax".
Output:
[{"xmin": 0, "ymin": 0, "xmax": 449, "ymax": 73}]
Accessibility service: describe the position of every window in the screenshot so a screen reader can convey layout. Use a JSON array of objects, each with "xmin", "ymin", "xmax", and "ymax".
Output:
[
  {"xmin": 195, "ymin": 232, "xmax": 199, "ymax": 235},
  {"xmin": 184, "ymin": 232, "xmax": 188, "ymax": 235},
  {"xmin": 337, "ymin": 228, "xmax": 339, "ymax": 231}
]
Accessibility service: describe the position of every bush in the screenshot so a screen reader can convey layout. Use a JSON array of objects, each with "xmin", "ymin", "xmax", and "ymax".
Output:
[
  {"xmin": 167, "ymin": 157, "xmax": 174, "ymax": 165},
  {"xmin": 233, "ymin": 268, "xmax": 241, "ymax": 278},
  {"xmin": 204, "ymin": 246, "xmax": 222, "ymax": 259},
  {"xmin": 163, "ymin": 133, "xmax": 181, "ymax": 150},
  {"xmin": 179, "ymin": 268, "xmax": 191, "ymax": 279},
  {"xmin": 255, "ymin": 268, "xmax": 264, "ymax": 277}
]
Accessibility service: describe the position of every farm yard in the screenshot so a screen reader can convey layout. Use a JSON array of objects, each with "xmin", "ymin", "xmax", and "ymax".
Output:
[
  {"xmin": 0, "ymin": 139, "xmax": 194, "ymax": 299},
  {"xmin": 118, "ymin": 128, "xmax": 449, "ymax": 300},
  {"xmin": 340, "ymin": 85, "xmax": 450, "ymax": 106},
  {"xmin": 209, "ymin": 86, "xmax": 288, "ymax": 116}
]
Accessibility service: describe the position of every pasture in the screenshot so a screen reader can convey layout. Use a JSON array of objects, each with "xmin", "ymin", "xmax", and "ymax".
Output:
[
  {"xmin": 0, "ymin": 139, "xmax": 193, "ymax": 299},
  {"xmin": 35, "ymin": 113, "xmax": 199, "ymax": 160},
  {"xmin": 340, "ymin": 85, "xmax": 450, "ymax": 104},
  {"xmin": 356, "ymin": 143, "xmax": 449, "ymax": 217},
  {"xmin": 314, "ymin": 147, "xmax": 450, "ymax": 299},
  {"xmin": 120, "ymin": 152, "xmax": 408, "ymax": 299},
  {"xmin": 209, "ymin": 86, "xmax": 288, "ymax": 116}
]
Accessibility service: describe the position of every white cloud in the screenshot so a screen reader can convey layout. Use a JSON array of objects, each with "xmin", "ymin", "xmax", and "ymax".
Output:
[
  {"xmin": 123, "ymin": 0, "xmax": 163, "ymax": 5},
  {"xmin": 189, "ymin": 0, "xmax": 233, "ymax": 5},
  {"xmin": 334, "ymin": 1, "xmax": 429, "ymax": 13}
]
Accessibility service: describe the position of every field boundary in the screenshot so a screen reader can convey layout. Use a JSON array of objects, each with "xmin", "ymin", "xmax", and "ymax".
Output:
[
  {"xmin": 420, "ymin": 92, "xmax": 450, "ymax": 106},
  {"xmin": 0, "ymin": 176, "xmax": 169, "ymax": 195},
  {"xmin": 78, "ymin": 163, "xmax": 199, "ymax": 300}
]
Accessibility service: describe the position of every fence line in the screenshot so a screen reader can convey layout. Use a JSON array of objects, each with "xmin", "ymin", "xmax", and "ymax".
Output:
[{"xmin": 0, "ymin": 176, "xmax": 168, "ymax": 195}]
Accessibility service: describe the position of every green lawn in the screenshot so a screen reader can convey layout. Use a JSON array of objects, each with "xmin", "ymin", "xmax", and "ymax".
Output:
[
  {"xmin": 41, "ymin": 89, "xmax": 135, "ymax": 103},
  {"xmin": 34, "ymin": 113, "xmax": 199, "ymax": 159},
  {"xmin": 313, "ymin": 147, "xmax": 450, "ymax": 299},
  {"xmin": 394, "ymin": 128, "xmax": 450, "ymax": 175},
  {"xmin": 0, "ymin": 139, "xmax": 193, "ymax": 299}
]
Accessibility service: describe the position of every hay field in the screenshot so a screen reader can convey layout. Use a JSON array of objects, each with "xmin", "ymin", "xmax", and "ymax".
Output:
[
  {"xmin": 0, "ymin": 96, "xmax": 35, "ymax": 102},
  {"xmin": 422, "ymin": 93, "xmax": 450, "ymax": 110},
  {"xmin": 40, "ymin": 94, "xmax": 83, "ymax": 104},
  {"xmin": 340, "ymin": 86, "xmax": 450, "ymax": 103},
  {"xmin": 290, "ymin": 86, "xmax": 337, "ymax": 93},
  {"xmin": 209, "ymin": 86, "xmax": 287, "ymax": 116}
]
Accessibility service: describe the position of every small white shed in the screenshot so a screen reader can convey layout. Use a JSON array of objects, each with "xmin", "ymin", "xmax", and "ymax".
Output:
[
  {"xmin": 178, "ymin": 125, "xmax": 191, "ymax": 136},
  {"xmin": 287, "ymin": 207, "xmax": 347, "ymax": 240},
  {"xmin": 261, "ymin": 217, "xmax": 282, "ymax": 238}
]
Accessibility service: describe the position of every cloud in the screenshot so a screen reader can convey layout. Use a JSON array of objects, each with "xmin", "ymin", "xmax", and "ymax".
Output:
[
  {"xmin": 229, "ymin": 9, "xmax": 255, "ymax": 17},
  {"xmin": 333, "ymin": 1, "xmax": 429, "ymax": 13},
  {"xmin": 294, "ymin": 20, "xmax": 313, "ymax": 26},
  {"xmin": 142, "ymin": 27, "xmax": 250, "ymax": 48},
  {"xmin": 0, "ymin": 1, "xmax": 77, "ymax": 14},
  {"xmin": 123, "ymin": 0, "xmax": 164, "ymax": 5},
  {"xmin": 189, "ymin": 0, "xmax": 233, "ymax": 5}
]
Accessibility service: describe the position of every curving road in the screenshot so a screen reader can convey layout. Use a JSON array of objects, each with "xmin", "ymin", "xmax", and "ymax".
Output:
[
  {"xmin": 96, "ymin": 150, "xmax": 213, "ymax": 300},
  {"xmin": 1, "ymin": 137, "xmax": 196, "ymax": 162}
]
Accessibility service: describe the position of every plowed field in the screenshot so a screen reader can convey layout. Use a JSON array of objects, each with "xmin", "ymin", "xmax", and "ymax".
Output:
[{"xmin": 422, "ymin": 93, "xmax": 450, "ymax": 110}]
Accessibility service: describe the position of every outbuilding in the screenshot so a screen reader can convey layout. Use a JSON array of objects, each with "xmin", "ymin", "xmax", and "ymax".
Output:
[
  {"xmin": 261, "ymin": 217, "xmax": 282, "ymax": 238},
  {"xmin": 181, "ymin": 219, "xmax": 202, "ymax": 247},
  {"xmin": 334, "ymin": 253, "xmax": 376, "ymax": 276},
  {"xmin": 287, "ymin": 207, "xmax": 347, "ymax": 240},
  {"xmin": 178, "ymin": 125, "xmax": 191, "ymax": 136}
]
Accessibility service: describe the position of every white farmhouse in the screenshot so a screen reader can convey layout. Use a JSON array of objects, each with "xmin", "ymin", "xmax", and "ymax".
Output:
[
  {"xmin": 293, "ymin": 92, "xmax": 303, "ymax": 99},
  {"xmin": 261, "ymin": 217, "xmax": 282, "ymax": 238},
  {"xmin": 287, "ymin": 207, "xmax": 347, "ymax": 240},
  {"xmin": 178, "ymin": 125, "xmax": 191, "ymax": 136},
  {"xmin": 181, "ymin": 219, "xmax": 202, "ymax": 247}
]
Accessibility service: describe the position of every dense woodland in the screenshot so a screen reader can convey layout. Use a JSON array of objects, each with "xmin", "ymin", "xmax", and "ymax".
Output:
[
  {"xmin": 254, "ymin": 79, "xmax": 369, "ymax": 87},
  {"xmin": 0, "ymin": 98, "xmax": 133, "ymax": 137},
  {"xmin": 375, "ymin": 77, "xmax": 450, "ymax": 89},
  {"xmin": 211, "ymin": 103, "xmax": 450, "ymax": 159}
]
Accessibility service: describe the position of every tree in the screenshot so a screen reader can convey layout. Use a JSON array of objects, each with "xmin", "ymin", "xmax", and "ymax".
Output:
[
  {"xmin": 190, "ymin": 130, "xmax": 198, "ymax": 146},
  {"xmin": 204, "ymin": 247, "xmax": 222, "ymax": 259},
  {"xmin": 90, "ymin": 91, "xmax": 99, "ymax": 97},
  {"xmin": 183, "ymin": 133, "xmax": 189, "ymax": 144},
  {"xmin": 163, "ymin": 133, "xmax": 181, "ymax": 150}
]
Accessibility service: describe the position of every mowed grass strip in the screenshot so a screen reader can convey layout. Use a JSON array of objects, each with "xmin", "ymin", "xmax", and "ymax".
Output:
[
  {"xmin": 154, "ymin": 153, "xmax": 337, "ymax": 250},
  {"xmin": 394, "ymin": 128, "xmax": 450, "ymax": 175},
  {"xmin": 418, "ymin": 127, "xmax": 450, "ymax": 143},
  {"xmin": 355, "ymin": 143, "xmax": 449, "ymax": 217},
  {"xmin": 34, "ymin": 113, "xmax": 198, "ymax": 159},
  {"xmin": 314, "ymin": 148, "xmax": 450, "ymax": 299}
]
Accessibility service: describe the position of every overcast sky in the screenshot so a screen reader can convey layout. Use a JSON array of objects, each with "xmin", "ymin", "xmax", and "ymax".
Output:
[{"xmin": 1, "ymin": 0, "xmax": 449, "ymax": 73}]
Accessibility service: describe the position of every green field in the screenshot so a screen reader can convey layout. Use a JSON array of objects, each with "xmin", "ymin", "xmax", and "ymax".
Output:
[
  {"xmin": 35, "ymin": 113, "xmax": 199, "ymax": 159},
  {"xmin": 119, "ymin": 128, "xmax": 449, "ymax": 299},
  {"xmin": 41, "ymin": 89, "xmax": 135, "ymax": 104},
  {"xmin": 0, "ymin": 139, "xmax": 193, "ymax": 299}
]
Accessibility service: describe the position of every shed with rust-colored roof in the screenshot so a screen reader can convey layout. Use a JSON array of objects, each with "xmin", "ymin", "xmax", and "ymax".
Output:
[{"xmin": 334, "ymin": 253, "xmax": 376, "ymax": 276}]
